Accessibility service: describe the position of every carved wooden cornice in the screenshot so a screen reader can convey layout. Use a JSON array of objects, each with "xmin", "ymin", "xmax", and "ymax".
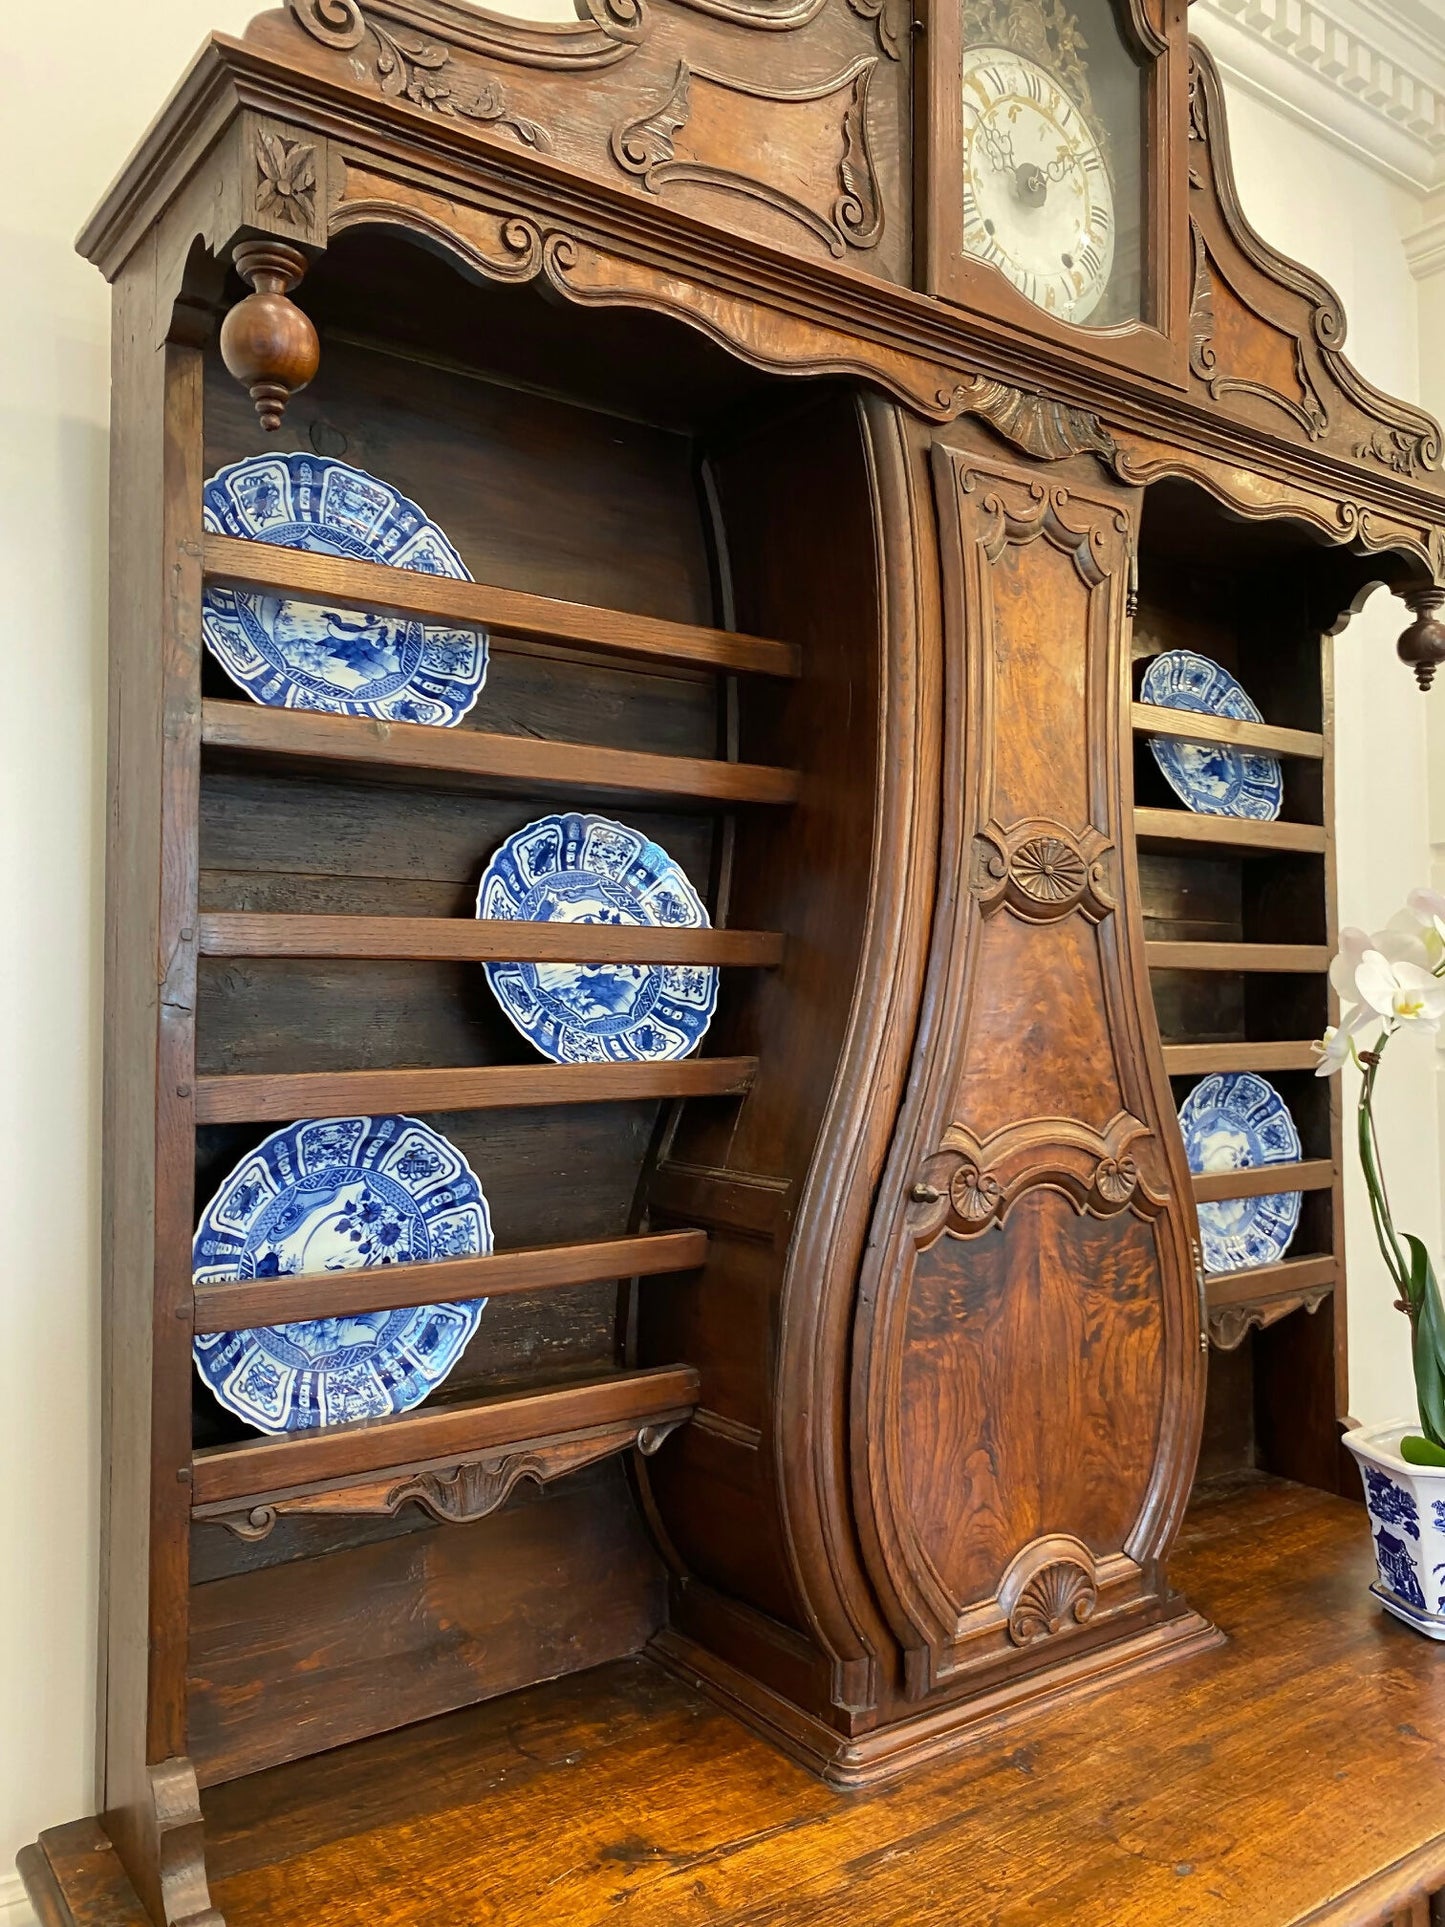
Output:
[{"xmin": 77, "ymin": 24, "xmax": 1445, "ymax": 582}]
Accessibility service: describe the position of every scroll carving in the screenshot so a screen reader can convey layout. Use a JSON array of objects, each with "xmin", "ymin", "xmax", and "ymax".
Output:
[
  {"xmin": 1208, "ymin": 1290, "xmax": 1330, "ymax": 1351},
  {"xmin": 907, "ymin": 1113, "xmax": 1164, "ymax": 1243},
  {"xmin": 611, "ymin": 57, "xmax": 883, "ymax": 256},
  {"xmin": 199, "ymin": 1416, "xmax": 688, "ymax": 1538},
  {"xmin": 1189, "ymin": 224, "xmax": 1328, "ymax": 441},
  {"xmin": 289, "ymin": 1, "xmax": 552, "ymax": 144},
  {"xmin": 951, "ymin": 375, "xmax": 1117, "ymax": 464},
  {"xmin": 1187, "ymin": 47, "xmax": 1440, "ymax": 479}
]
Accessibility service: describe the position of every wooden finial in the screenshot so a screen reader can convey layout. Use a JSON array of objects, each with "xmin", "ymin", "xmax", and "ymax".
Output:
[
  {"xmin": 1396, "ymin": 586, "xmax": 1445, "ymax": 693},
  {"xmin": 219, "ymin": 241, "xmax": 321, "ymax": 433}
]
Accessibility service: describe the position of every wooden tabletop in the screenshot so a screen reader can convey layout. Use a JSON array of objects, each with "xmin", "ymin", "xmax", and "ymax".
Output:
[{"xmin": 26, "ymin": 1476, "xmax": 1445, "ymax": 1926}]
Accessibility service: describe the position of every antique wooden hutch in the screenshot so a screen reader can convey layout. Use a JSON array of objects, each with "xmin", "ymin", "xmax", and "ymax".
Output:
[{"xmin": 20, "ymin": 0, "xmax": 1445, "ymax": 1919}]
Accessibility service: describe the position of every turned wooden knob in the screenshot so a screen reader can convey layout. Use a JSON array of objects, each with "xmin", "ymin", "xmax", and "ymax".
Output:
[
  {"xmin": 220, "ymin": 241, "xmax": 320, "ymax": 434},
  {"xmin": 1396, "ymin": 586, "xmax": 1445, "ymax": 693}
]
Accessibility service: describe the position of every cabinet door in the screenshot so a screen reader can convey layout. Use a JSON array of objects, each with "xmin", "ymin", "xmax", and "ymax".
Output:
[{"xmin": 852, "ymin": 439, "xmax": 1204, "ymax": 1701}]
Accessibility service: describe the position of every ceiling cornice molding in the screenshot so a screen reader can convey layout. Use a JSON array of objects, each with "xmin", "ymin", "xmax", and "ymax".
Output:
[{"xmin": 1192, "ymin": 0, "xmax": 1445, "ymax": 193}]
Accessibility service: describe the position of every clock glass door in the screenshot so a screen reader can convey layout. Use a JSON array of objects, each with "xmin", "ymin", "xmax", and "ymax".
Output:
[{"xmin": 959, "ymin": 0, "xmax": 1147, "ymax": 328}]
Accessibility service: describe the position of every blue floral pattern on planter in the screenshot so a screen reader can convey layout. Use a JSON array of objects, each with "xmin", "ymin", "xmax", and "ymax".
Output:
[
  {"xmin": 1364, "ymin": 1467, "xmax": 1421, "ymax": 1539},
  {"xmin": 1374, "ymin": 1529, "xmax": 1427, "ymax": 1611}
]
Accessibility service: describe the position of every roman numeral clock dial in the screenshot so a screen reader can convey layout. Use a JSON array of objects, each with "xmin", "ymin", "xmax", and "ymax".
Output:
[{"xmin": 961, "ymin": 46, "xmax": 1115, "ymax": 325}]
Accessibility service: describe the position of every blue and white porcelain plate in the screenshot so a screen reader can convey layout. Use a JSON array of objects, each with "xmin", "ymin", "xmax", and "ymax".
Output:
[
  {"xmin": 193, "ymin": 1115, "xmax": 492, "ymax": 1434},
  {"xmin": 1177, "ymin": 1072, "xmax": 1302, "ymax": 1274},
  {"xmin": 1140, "ymin": 650, "xmax": 1283, "ymax": 821},
  {"xmin": 477, "ymin": 813, "xmax": 718, "ymax": 1064},
  {"xmin": 202, "ymin": 454, "xmax": 488, "ymax": 725}
]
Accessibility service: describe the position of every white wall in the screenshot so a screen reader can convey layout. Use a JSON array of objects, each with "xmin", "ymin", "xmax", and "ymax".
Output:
[{"xmin": 0, "ymin": 9, "xmax": 1440, "ymax": 1920}]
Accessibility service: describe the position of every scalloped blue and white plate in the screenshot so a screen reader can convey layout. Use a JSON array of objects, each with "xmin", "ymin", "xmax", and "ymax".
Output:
[
  {"xmin": 193, "ymin": 1115, "xmax": 491, "ymax": 1434},
  {"xmin": 201, "ymin": 454, "xmax": 488, "ymax": 725},
  {"xmin": 1178, "ymin": 1072, "xmax": 1302, "ymax": 1274},
  {"xmin": 477, "ymin": 813, "xmax": 718, "ymax": 1064},
  {"xmin": 1140, "ymin": 650, "xmax": 1283, "ymax": 820}
]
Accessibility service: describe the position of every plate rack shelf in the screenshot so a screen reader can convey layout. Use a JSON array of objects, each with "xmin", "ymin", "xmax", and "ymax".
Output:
[{"xmin": 1129, "ymin": 482, "xmax": 1348, "ymax": 1485}]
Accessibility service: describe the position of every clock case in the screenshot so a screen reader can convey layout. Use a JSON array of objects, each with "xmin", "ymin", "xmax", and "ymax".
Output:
[
  {"xmin": 26, "ymin": 0, "xmax": 1445, "ymax": 1918},
  {"xmin": 921, "ymin": 0, "xmax": 1191, "ymax": 382}
]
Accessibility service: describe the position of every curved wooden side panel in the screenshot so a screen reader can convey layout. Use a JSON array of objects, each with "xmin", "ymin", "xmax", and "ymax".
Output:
[
  {"xmin": 852, "ymin": 437, "xmax": 1208, "ymax": 1702},
  {"xmin": 637, "ymin": 389, "xmax": 931, "ymax": 1717}
]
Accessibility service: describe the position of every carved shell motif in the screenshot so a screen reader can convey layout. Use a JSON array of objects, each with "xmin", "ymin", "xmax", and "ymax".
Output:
[
  {"xmin": 949, "ymin": 1162, "xmax": 1002, "ymax": 1223},
  {"xmin": 1008, "ymin": 1559, "xmax": 1098, "ymax": 1646},
  {"xmin": 1093, "ymin": 1156, "xmax": 1138, "ymax": 1207}
]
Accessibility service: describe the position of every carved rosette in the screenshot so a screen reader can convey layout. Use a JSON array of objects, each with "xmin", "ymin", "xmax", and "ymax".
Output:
[
  {"xmin": 1092, "ymin": 1156, "xmax": 1138, "ymax": 1210},
  {"xmin": 999, "ymin": 1536, "xmax": 1100, "ymax": 1649},
  {"xmin": 971, "ymin": 820, "xmax": 1114, "ymax": 924}
]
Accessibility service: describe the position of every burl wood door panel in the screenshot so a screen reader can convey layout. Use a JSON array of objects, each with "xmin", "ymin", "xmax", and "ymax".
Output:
[{"xmin": 853, "ymin": 441, "xmax": 1205, "ymax": 1702}]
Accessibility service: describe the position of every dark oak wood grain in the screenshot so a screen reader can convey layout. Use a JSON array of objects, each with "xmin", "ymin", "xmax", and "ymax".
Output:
[
  {"xmin": 197, "ymin": 913, "xmax": 783, "ymax": 966},
  {"xmin": 1134, "ymin": 808, "xmax": 1328, "ymax": 856},
  {"xmin": 1132, "ymin": 701, "xmax": 1325, "ymax": 760},
  {"xmin": 192, "ymin": 1229, "xmax": 708, "ymax": 1333},
  {"xmin": 192, "ymin": 1366, "xmax": 700, "ymax": 1506},
  {"xmin": 1191, "ymin": 1158, "xmax": 1335, "ymax": 1202},
  {"xmin": 1147, "ymin": 940, "xmax": 1332, "ymax": 972},
  {"xmin": 27, "ymin": 1481, "xmax": 1445, "ymax": 1926},
  {"xmin": 204, "ymin": 532, "xmax": 801, "ymax": 678},
  {"xmin": 194, "ymin": 1054, "xmax": 759, "ymax": 1124},
  {"xmin": 1162, "ymin": 1040, "xmax": 1323, "ymax": 1074},
  {"xmin": 201, "ymin": 700, "xmax": 800, "ymax": 807}
]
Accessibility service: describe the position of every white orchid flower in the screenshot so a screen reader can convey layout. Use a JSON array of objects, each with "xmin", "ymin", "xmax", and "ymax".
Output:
[
  {"xmin": 1331, "ymin": 922, "xmax": 1429, "ymax": 1002},
  {"xmin": 1354, "ymin": 950, "xmax": 1445, "ymax": 1033},
  {"xmin": 1402, "ymin": 887, "xmax": 1445, "ymax": 966},
  {"xmin": 1313, "ymin": 1003, "xmax": 1373, "ymax": 1076}
]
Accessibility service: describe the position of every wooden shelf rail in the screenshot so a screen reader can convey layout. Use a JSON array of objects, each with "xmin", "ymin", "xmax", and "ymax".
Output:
[
  {"xmin": 204, "ymin": 533, "xmax": 801, "ymax": 680},
  {"xmin": 1133, "ymin": 808, "xmax": 1327, "ymax": 857},
  {"xmin": 1131, "ymin": 701, "xmax": 1324, "ymax": 761},
  {"xmin": 1146, "ymin": 941, "xmax": 1331, "ymax": 974},
  {"xmin": 1191, "ymin": 1159, "xmax": 1335, "ymax": 1204},
  {"xmin": 1205, "ymin": 1253, "xmax": 1337, "ymax": 1310},
  {"xmin": 202, "ymin": 700, "xmax": 799, "ymax": 808},
  {"xmin": 192, "ymin": 1229, "xmax": 708, "ymax": 1334},
  {"xmin": 198, "ymin": 913, "xmax": 783, "ymax": 967},
  {"xmin": 1162, "ymin": 1041, "xmax": 1322, "ymax": 1076},
  {"xmin": 195, "ymin": 1054, "xmax": 759, "ymax": 1125},
  {"xmin": 191, "ymin": 1365, "xmax": 701, "ymax": 1508}
]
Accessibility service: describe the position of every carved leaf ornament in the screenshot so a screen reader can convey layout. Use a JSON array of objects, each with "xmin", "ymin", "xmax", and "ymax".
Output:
[{"xmin": 289, "ymin": 0, "xmax": 552, "ymax": 147}]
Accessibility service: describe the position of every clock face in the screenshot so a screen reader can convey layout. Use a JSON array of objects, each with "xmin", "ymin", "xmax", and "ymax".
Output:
[{"xmin": 961, "ymin": 45, "xmax": 1116, "ymax": 325}]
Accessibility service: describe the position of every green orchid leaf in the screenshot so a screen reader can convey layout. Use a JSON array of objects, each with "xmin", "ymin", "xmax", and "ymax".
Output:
[
  {"xmin": 1401, "ymin": 1433, "xmax": 1445, "ymax": 1466},
  {"xmin": 1402, "ymin": 1234, "xmax": 1445, "ymax": 1451}
]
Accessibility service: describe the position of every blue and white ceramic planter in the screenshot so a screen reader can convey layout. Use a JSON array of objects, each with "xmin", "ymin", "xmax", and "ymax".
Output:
[{"xmin": 1343, "ymin": 1421, "xmax": 1445, "ymax": 1641}]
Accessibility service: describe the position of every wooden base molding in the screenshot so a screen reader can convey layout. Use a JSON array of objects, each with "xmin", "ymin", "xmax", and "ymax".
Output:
[{"xmin": 649, "ymin": 1606, "xmax": 1224, "ymax": 1788}]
